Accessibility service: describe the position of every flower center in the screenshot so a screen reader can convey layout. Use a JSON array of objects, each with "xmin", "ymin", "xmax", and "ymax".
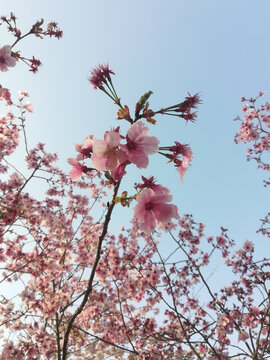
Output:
[
  {"xmin": 145, "ymin": 201, "xmax": 154, "ymax": 211},
  {"xmin": 105, "ymin": 147, "xmax": 116, "ymax": 156},
  {"xmin": 126, "ymin": 135, "xmax": 136, "ymax": 150},
  {"xmin": 127, "ymin": 141, "xmax": 136, "ymax": 150},
  {"xmin": 0, "ymin": 57, "xmax": 5, "ymax": 64}
]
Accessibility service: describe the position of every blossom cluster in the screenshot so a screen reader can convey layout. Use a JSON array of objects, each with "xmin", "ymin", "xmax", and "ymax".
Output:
[
  {"xmin": 159, "ymin": 141, "xmax": 193, "ymax": 183},
  {"xmin": 68, "ymin": 121, "xmax": 159, "ymax": 179},
  {"xmin": 0, "ymin": 13, "xmax": 62, "ymax": 73},
  {"xmin": 235, "ymin": 92, "xmax": 270, "ymax": 186},
  {"xmin": 0, "ymin": 14, "xmax": 270, "ymax": 360},
  {"xmin": 69, "ymin": 64, "xmax": 199, "ymax": 233},
  {"xmin": 69, "ymin": 120, "xmax": 179, "ymax": 233}
]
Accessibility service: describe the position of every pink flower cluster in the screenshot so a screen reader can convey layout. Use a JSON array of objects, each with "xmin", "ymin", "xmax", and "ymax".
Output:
[
  {"xmin": 69, "ymin": 66, "xmax": 200, "ymax": 234},
  {"xmin": 175, "ymin": 92, "xmax": 201, "ymax": 123},
  {"xmin": 45, "ymin": 21, "xmax": 63, "ymax": 39},
  {"xmin": 159, "ymin": 141, "xmax": 193, "ymax": 182},
  {"xmin": 69, "ymin": 121, "xmax": 159, "ymax": 181},
  {"xmin": 170, "ymin": 141, "xmax": 193, "ymax": 183},
  {"xmin": 0, "ymin": 85, "xmax": 12, "ymax": 105},
  {"xmin": 235, "ymin": 93, "xmax": 270, "ymax": 186},
  {"xmin": 0, "ymin": 35, "xmax": 270, "ymax": 359},
  {"xmin": 0, "ymin": 111, "xmax": 20, "ymax": 158},
  {"xmin": 68, "ymin": 120, "xmax": 184, "ymax": 233},
  {"xmin": 0, "ymin": 14, "xmax": 62, "ymax": 74},
  {"xmin": 89, "ymin": 64, "xmax": 115, "ymax": 90},
  {"xmin": 28, "ymin": 56, "xmax": 41, "ymax": 73},
  {"xmin": 156, "ymin": 92, "xmax": 201, "ymax": 124}
]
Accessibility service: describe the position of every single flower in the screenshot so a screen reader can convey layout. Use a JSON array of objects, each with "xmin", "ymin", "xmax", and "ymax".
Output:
[
  {"xmin": 134, "ymin": 186, "xmax": 178, "ymax": 233},
  {"xmin": 121, "ymin": 121, "xmax": 159, "ymax": 168},
  {"xmin": 0, "ymin": 46, "xmax": 16, "ymax": 72},
  {"xmin": 91, "ymin": 130, "xmax": 126, "ymax": 171}
]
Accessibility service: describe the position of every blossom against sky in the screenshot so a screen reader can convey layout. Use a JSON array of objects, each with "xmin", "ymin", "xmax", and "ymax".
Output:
[{"xmin": 1, "ymin": 0, "xmax": 270, "ymax": 255}]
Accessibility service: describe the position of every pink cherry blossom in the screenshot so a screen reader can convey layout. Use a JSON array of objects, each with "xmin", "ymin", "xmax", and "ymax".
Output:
[
  {"xmin": 68, "ymin": 158, "xmax": 84, "ymax": 180},
  {"xmin": 238, "ymin": 331, "xmax": 249, "ymax": 343},
  {"xmin": 0, "ymin": 45, "xmax": 16, "ymax": 72},
  {"xmin": 176, "ymin": 159, "xmax": 189, "ymax": 183},
  {"xmin": 243, "ymin": 239, "xmax": 254, "ymax": 253},
  {"xmin": 235, "ymin": 93, "xmax": 270, "ymax": 187},
  {"xmin": 138, "ymin": 175, "xmax": 157, "ymax": 189},
  {"xmin": 159, "ymin": 92, "xmax": 201, "ymax": 123},
  {"xmin": 18, "ymin": 90, "xmax": 29, "ymax": 98},
  {"xmin": 75, "ymin": 135, "xmax": 95, "ymax": 160},
  {"xmin": 134, "ymin": 186, "xmax": 179, "ymax": 233},
  {"xmin": 112, "ymin": 161, "xmax": 128, "ymax": 181},
  {"xmin": 89, "ymin": 64, "xmax": 115, "ymax": 90},
  {"xmin": 91, "ymin": 130, "xmax": 126, "ymax": 171},
  {"xmin": 170, "ymin": 141, "xmax": 193, "ymax": 162},
  {"xmin": 1, "ymin": 25, "xmax": 270, "ymax": 358},
  {"xmin": 159, "ymin": 141, "xmax": 193, "ymax": 182},
  {"xmin": 121, "ymin": 121, "xmax": 159, "ymax": 168},
  {"xmin": 0, "ymin": 86, "xmax": 12, "ymax": 105}
]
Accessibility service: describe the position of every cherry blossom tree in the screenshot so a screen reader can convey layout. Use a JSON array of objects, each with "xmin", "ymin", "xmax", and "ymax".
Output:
[{"xmin": 0, "ymin": 13, "xmax": 269, "ymax": 360}]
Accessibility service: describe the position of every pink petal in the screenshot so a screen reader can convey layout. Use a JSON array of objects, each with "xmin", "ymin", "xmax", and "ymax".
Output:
[
  {"xmin": 177, "ymin": 160, "xmax": 189, "ymax": 183},
  {"xmin": 69, "ymin": 167, "xmax": 82, "ymax": 181}
]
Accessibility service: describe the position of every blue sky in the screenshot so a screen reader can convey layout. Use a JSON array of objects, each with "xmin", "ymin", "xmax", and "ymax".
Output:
[{"xmin": 1, "ymin": 0, "xmax": 270, "ymax": 257}]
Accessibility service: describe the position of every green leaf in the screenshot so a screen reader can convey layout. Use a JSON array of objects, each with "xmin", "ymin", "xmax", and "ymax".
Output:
[
  {"xmin": 138, "ymin": 91, "xmax": 153, "ymax": 107},
  {"xmin": 35, "ymin": 18, "xmax": 44, "ymax": 28}
]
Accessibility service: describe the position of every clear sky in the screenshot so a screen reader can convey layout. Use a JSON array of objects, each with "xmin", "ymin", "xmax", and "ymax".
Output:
[{"xmin": 1, "ymin": 0, "xmax": 270, "ymax": 259}]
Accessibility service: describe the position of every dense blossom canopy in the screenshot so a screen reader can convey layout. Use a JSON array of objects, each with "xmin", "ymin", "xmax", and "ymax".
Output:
[{"xmin": 0, "ymin": 11, "xmax": 269, "ymax": 360}]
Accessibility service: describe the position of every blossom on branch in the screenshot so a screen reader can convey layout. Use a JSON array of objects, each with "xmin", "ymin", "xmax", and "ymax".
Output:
[
  {"xmin": 29, "ymin": 56, "xmax": 41, "ymax": 73},
  {"xmin": 89, "ymin": 64, "xmax": 115, "ymax": 90},
  {"xmin": 134, "ymin": 185, "xmax": 179, "ymax": 233},
  {"xmin": 159, "ymin": 141, "xmax": 193, "ymax": 183},
  {"xmin": 68, "ymin": 158, "xmax": 94, "ymax": 181},
  {"xmin": 91, "ymin": 130, "xmax": 127, "ymax": 171},
  {"xmin": 0, "ymin": 45, "xmax": 16, "ymax": 72},
  {"xmin": 121, "ymin": 121, "xmax": 159, "ymax": 168},
  {"xmin": 177, "ymin": 92, "xmax": 201, "ymax": 112},
  {"xmin": 157, "ymin": 92, "xmax": 201, "ymax": 124},
  {"xmin": 0, "ymin": 86, "xmax": 12, "ymax": 105},
  {"xmin": 235, "ymin": 93, "xmax": 270, "ymax": 186},
  {"xmin": 175, "ymin": 158, "xmax": 189, "ymax": 183},
  {"xmin": 75, "ymin": 135, "xmax": 95, "ymax": 160}
]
